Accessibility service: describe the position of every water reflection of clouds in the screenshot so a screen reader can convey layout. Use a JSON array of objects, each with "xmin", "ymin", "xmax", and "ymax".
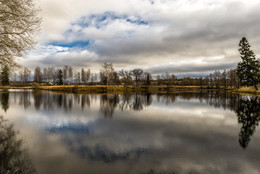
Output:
[
  {"xmin": 47, "ymin": 108, "xmax": 260, "ymax": 174},
  {"xmin": 0, "ymin": 91, "xmax": 260, "ymax": 174}
]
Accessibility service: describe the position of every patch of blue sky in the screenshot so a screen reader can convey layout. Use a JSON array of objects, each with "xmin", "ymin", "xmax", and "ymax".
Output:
[
  {"xmin": 49, "ymin": 40, "xmax": 92, "ymax": 49},
  {"xmin": 48, "ymin": 12, "xmax": 149, "ymax": 50},
  {"xmin": 73, "ymin": 11, "xmax": 149, "ymax": 29},
  {"xmin": 126, "ymin": 18, "xmax": 148, "ymax": 25}
]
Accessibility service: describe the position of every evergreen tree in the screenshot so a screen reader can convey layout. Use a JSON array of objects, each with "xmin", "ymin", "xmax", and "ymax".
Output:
[
  {"xmin": 1, "ymin": 66, "xmax": 10, "ymax": 86},
  {"xmin": 57, "ymin": 69, "xmax": 63, "ymax": 85},
  {"xmin": 237, "ymin": 37, "xmax": 260, "ymax": 90}
]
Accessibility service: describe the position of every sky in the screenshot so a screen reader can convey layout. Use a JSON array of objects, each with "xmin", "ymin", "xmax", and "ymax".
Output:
[{"xmin": 20, "ymin": 0, "xmax": 260, "ymax": 77}]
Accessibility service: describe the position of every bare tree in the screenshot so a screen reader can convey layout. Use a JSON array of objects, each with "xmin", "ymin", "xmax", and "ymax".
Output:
[
  {"xmin": 19, "ymin": 70, "xmax": 23, "ymax": 83},
  {"xmin": 81, "ymin": 68, "xmax": 90, "ymax": 84},
  {"xmin": 24, "ymin": 67, "xmax": 31, "ymax": 83},
  {"xmin": 34, "ymin": 66, "xmax": 42, "ymax": 83},
  {"xmin": 90, "ymin": 73, "xmax": 94, "ymax": 84},
  {"xmin": 0, "ymin": 0, "xmax": 41, "ymax": 67},
  {"xmin": 47, "ymin": 66, "xmax": 55, "ymax": 84},
  {"xmin": 131, "ymin": 68, "xmax": 143, "ymax": 86},
  {"xmin": 144, "ymin": 72, "xmax": 152, "ymax": 86},
  {"xmin": 171, "ymin": 74, "xmax": 176, "ymax": 85},
  {"xmin": 221, "ymin": 69, "xmax": 227, "ymax": 88},
  {"xmin": 75, "ymin": 71, "xmax": 80, "ymax": 84},
  {"xmin": 164, "ymin": 72, "xmax": 171, "ymax": 86},
  {"xmin": 81, "ymin": 68, "xmax": 87, "ymax": 84},
  {"xmin": 112, "ymin": 71, "xmax": 120, "ymax": 86},
  {"xmin": 43, "ymin": 67, "xmax": 47, "ymax": 83},
  {"xmin": 156, "ymin": 74, "xmax": 162, "ymax": 86},
  {"xmin": 93, "ymin": 73, "xmax": 97, "ymax": 85},
  {"xmin": 86, "ymin": 69, "xmax": 90, "ymax": 82},
  {"xmin": 12, "ymin": 72, "xmax": 17, "ymax": 82},
  {"xmin": 63, "ymin": 65, "xmax": 69, "ymax": 84},
  {"xmin": 68, "ymin": 66, "xmax": 73, "ymax": 83},
  {"xmin": 119, "ymin": 69, "xmax": 133, "ymax": 86},
  {"xmin": 100, "ymin": 63, "xmax": 114, "ymax": 86},
  {"xmin": 19, "ymin": 67, "xmax": 31, "ymax": 84},
  {"xmin": 213, "ymin": 70, "xmax": 221, "ymax": 89}
]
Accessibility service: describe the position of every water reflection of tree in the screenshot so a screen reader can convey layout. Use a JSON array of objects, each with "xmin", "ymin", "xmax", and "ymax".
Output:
[
  {"xmin": 0, "ymin": 116, "xmax": 36, "ymax": 174},
  {"xmin": 99, "ymin": 93, "xmax": 153, "ymax": 117},
  {"xmin": 81, "ymin": 94, "xmax": 90, "ymax": 109},
  {"xmin": 0, "ymin": 92, "xmax": 9, "ymax": 112},
  {"xmin": 33, "ymin": 91, "xmax": 43, "ymax": 110},
  {"xmin": 100, "ymin": 94, "xmax": 119, "ymax": 117},
  {"xmin": 19, "ymin": 91, "xmax": 31, "ymax": 109},
  {"xmin": 236, "ymin": 96, "xmax": 260, "ymax": 149},
  {"xmin": 32, "ymin": 91, "xmax": 93, "ymax": 112},
  {"xmin": 131, "ymin": 93, "xmax": 152, "ymax": 111}
]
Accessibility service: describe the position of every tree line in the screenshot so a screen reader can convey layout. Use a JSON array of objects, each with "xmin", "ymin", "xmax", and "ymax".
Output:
[
  {"xmin": 0, "ymin": 62, "xmax": 241, "ymax": 88},
  {"xmin": 0, "ymin": 37, "xmax": 259, "ymax": 89}
]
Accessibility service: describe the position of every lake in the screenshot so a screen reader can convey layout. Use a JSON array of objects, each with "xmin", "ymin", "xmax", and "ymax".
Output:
[{"xmin": 0, "ymin": 90, "xmax": 260, "ymax": 174}]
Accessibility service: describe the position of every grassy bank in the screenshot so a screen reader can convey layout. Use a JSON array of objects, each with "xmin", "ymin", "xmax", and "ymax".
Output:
[
  {"xmin": 234, "ymin": 86, "xmax": 260, "ymax": 95},
  {"xmin": 3, "ymin": 84, "xmax": 257, "ymax": 95},
  {"xmin": 34, "ymin": 85, "xmax": 228, "ymax": 94},
  {"xmin": 0, "ymin": 86, "xmax": 33, "ymax": 89}
]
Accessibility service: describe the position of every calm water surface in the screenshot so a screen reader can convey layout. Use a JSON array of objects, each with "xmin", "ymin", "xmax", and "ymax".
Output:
[{"xmin": 0, "ymin": 90, "xmax": 260, "ymax": 174}]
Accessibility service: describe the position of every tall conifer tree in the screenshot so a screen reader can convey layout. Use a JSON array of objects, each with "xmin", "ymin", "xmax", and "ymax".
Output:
[
  {"xmin": 1, "ymin": 66, "xmax": 10, "ymax": 86},
  {"xmin": 237, "ymin": 37, "xmax": 260, "ymax": 90}
]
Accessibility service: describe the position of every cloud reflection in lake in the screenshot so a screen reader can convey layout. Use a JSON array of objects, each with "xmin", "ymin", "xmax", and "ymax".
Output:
[{"xmin": 0, "ymin": 90, "xmax": 259, "ymax": 174}]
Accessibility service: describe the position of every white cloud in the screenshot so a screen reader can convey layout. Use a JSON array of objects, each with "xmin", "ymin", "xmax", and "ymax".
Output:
[{"xmin": 24, "ymin": 0, "xmax": 260, "ymax": 75}]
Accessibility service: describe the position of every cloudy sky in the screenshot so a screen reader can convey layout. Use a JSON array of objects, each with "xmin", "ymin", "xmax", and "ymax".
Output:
[{"xmin": 21, "ymin": 0, "xmax": 260, "ymax": 76}]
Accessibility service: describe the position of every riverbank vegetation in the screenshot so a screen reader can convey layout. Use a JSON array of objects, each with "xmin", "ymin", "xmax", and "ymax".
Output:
[{"xmin": 1, "ymin": 64, "xmax": 240, "ymax": 89}]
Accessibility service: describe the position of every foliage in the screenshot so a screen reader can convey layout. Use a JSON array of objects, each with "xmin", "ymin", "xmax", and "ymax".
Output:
[
  {"xmin": 237, "ymin": 37, "xmax": 260, "ymax": 90},
  {"xmin": 1, "ymin": 65, "xmax": 10, "ymax": 85}
]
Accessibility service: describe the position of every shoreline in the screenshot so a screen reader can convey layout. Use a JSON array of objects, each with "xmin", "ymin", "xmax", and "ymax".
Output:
[
  {"xmin": 1, "ymin": 85, "xmax": 260, "ymax": 96},
  {"xmin": 0, "ymin": 85, "xmax": 236, "ymax": 93}
]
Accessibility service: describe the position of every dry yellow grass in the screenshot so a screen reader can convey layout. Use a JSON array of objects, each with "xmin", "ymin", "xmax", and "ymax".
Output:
[
  {"xmin": 236, "ymin": 86, "xmax": 260, "ymax": 95},
  {"xmin": 31, "ymin": 85, "xmax": 209, "ymax": 94},
  {"xmin": 0, "ymin": 86, "xmax": 33, "ymax": 89},
  {"xmin": 1, "ymin": 84, "xmax": 254, "ymax": 95}
]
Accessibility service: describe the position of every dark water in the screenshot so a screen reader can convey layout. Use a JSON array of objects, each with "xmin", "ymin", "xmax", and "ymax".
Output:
[{"xmin": 0, "ymin": 90, "xmax": 260, "ymax": 174}]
